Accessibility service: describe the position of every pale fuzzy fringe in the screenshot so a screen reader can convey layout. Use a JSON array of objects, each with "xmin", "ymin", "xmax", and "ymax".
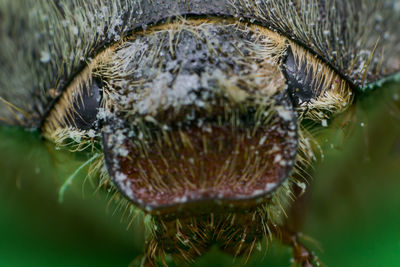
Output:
[{"xmin": 44, "ymin": 127, "xmax": 100, "ymax": 152}]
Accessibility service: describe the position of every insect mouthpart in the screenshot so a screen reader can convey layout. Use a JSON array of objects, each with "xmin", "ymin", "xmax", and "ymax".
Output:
[{"xmin": 102, "ymin": 98, "xmax": 298, "ymax": 215}]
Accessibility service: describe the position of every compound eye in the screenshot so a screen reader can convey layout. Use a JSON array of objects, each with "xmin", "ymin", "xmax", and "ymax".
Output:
[
  {"xmin": 42, "ymin": 69, "xmax": 103, "ymax": 136},
  {"xmin": 71, "ymin": 78, "xmax": 102, "ymax": 130},
  {"xmin": 280, "ymin": 44, "xmax": 353, "ymax": 119},
  {"xmin": 283, "ymin": 47, "xmax": 318, "ymax": 106}
]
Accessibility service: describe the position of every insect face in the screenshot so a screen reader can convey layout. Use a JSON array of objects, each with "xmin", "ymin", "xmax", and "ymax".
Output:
[
  {"xmin": 0, "ymin": 1, "xmax": 399, "ymax": 266},
  {"xmin": 39, "ymin": 18, "xmax": 354, "ymax": 263}
]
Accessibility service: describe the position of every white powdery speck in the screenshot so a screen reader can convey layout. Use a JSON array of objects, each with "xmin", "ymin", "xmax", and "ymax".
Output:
[
  {"xmin": 274, "ymin": 154, "xmax": 282, "ymax": 163},
  {"xmin": 265, "ymin": 183, "xmax": 277, "ymax": 192},
  {"xmin": 71, "ymin": 26, "xmax": 79, "ymax": 35},
  {"xmin": 276, "ymin": 106, "xmax": 292, "ymax": 121},
  {"xmin": 119, "ymin": 180, "xmax": 134, "ymax": 199},
  {"xmin": 180, "ymin": 196, "xmax": 188, "ymax": 203},
  {"xmin": 115, "ymin": 172, "xmax": 127, "ymax": 182},
  {"xmin": 114, "ymin": 130, "xmax": 126, "ymax": 145},
  {"xmin": 136, "ymin": 72, "xmax": 173, "ymax": 114},
  {"xmin": 259, "ymin": 136, "xmax": 267, "ymax": 146},
  {"xmin": 271, "ymin": 144, "xmax": 280, "ymax": 153},
  {"xmin": 118, "ymin": 147, "xmax": 129, "ymax": 157},
  {"xmin": 252, "ymin": 189, "xmax": 264, "ymax": 196},
  {"xmin": 297, "ymin": 182, "xmax": 307, "ymax": 194},
  {"xmin": 40, "ymin": 51, "xmax": 51, "ymax": 63},
  {"xmin": 138, "ymin": 132, "xmax": 144, "ymax": 140},
  {"xmin": 170, "ymin": 74, "xmax": 201, "ymax": 105},
  {"xmin": 69, "ymin": 131, "xmax": 81, "ymax": 143},
  {"xmin": 279, "ymin": 160, "xmax": 287, "ymax": 167},
  {"xmin": 321, "ymin": 119, "xmax": 328, "ymax": 127},
  {"xmin": 87, "ymin": 129, "xmax": 96, "ymax": 138}
]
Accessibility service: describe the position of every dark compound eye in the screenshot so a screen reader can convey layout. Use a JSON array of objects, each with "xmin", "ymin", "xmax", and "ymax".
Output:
[
  {"xmin": 282, "ymin": 47, "xmax": 320, "ymax": 107},
  {"xmin": 42, "ymin": 67, "xmax": 104, "ymax": 135},
  {"xmin": 71, "ymin": 78, "xmax": 102, "ymax": 130}
]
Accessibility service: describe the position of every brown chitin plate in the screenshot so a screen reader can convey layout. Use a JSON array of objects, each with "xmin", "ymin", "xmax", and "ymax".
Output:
[{"xmin": 102, "ymin": 103, "xmax": 298, "ymax": 216}]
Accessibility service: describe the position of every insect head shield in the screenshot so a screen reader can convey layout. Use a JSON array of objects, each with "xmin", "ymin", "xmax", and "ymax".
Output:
[
  {"xmin": 100, "ymin": 23, "xmax": 300, "ymax": 213},
  {"xmin": 42, "ymin": 17, "xmax": 352, "ymax": 215}
]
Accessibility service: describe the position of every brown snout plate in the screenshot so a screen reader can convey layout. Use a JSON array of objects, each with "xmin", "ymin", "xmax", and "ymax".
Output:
[{"xmin": 102, "ymin": 103, "xmax": 298, "ymax": 216}]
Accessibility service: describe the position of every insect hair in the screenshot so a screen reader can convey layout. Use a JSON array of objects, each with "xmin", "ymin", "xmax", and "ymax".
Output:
[
  {"xmin": 230, "ymin": 0, "xmax": 400, "ymax": 85},
  {"xmin": 1, "ymin": 0, "xmax": 399, "ymax": 128}
]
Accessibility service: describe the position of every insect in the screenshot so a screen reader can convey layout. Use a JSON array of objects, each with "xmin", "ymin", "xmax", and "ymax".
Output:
[{"xmin": 0, "ymin": 0, "xmax": 399, "ymax": 266}]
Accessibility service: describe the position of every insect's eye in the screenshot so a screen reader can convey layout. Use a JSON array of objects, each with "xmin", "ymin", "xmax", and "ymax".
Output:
[
  {"xmin": 42, "ymin": 71, "xmax": 103, "ymax": 133},
  {"xmin": 282, "ymin": 44, "xmax": 353, "ymax": 120},
  {"xmin": 283, "ymin": 47, "xmax": 321, "ymax": 106},
  {"xmin": 70, "ymin": 78, "xmax": 102, "ymax": 130},
  {"xmin": 41, "ymin": 57, "xmax": 110, "ymax": 146}
]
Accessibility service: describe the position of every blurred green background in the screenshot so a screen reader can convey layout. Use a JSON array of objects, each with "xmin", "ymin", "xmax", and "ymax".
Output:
[{"xmin": 0, "ymin": 81, "xmax": 399, "ymax": 267}]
